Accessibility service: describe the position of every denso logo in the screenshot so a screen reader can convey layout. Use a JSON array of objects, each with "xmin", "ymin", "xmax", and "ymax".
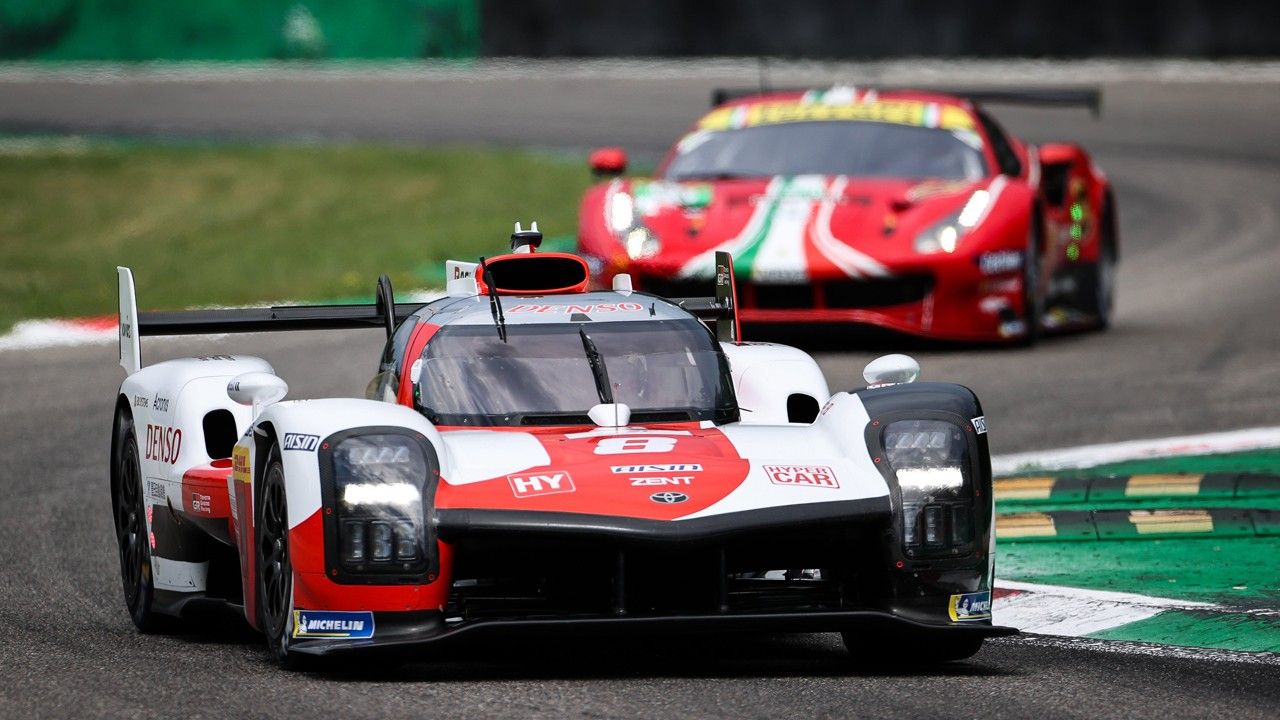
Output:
[
  {"xmin": 764, "ymin": 464, "xmax": 839, "ymax": 489},
  {"xmin": 507, "ymin": 471, "xmax": 575, "ymax": 498},
  {"xmin": 145, "ymin": 424, "xmax": 183, "ymax": 464}
]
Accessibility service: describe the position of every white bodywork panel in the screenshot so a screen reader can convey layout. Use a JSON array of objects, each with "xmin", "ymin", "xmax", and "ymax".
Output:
[{"xmin": 721, "ymin": 341, "xmax": 831, "ymax": 425}]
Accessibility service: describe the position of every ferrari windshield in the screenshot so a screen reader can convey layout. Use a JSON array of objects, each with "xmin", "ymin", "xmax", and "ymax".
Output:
[
  {"xmin": 665, "ymin": 121, "xmax": 987, "ymax": 181},
  {"xmin": 415, "ymin": 319, "xmax": 737, "ymax": 426}
]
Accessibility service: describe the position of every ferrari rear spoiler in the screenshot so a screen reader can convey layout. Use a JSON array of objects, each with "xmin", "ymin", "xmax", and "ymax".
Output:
[
  {"xmin": 116, "ymin": 267, "xmax": 420, "ymax": 375},
  {"xmin": 711, "ymin": 86, "xmax": 1102, "ymax": 117}
]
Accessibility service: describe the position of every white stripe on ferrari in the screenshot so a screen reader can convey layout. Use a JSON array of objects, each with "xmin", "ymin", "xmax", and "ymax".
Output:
[
  {"xmin": 808, "ymin": 176, "xmax": 890, "ymax": 278},
  {"xmin": 750, "ymin": 175, "xmax": 828, "ymax": 282},
  {"xmin": 990, "ymin": 426, "xmax": 1280, "ymax": 475},
  {"xmin": 678, "ymin": 176, "xmax": 785, "ymax": 279}
]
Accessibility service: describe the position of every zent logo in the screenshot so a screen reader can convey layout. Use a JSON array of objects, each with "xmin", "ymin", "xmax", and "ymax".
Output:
[
  {"xmin": 764, "ymin": 464, "xmax": 839, "ymax": 489},
  {"xmin": 948, "ymin": 591, "xmax": 992, "ymax": 622},
  {"xmin": 594, "ymin": 437, "xmax": 678, "ymax": 455},
  {"xmin": 145, "ymin": 424, "xmax": 183, "ymax": 464},
  {"xmin": 631, "ymin": 476, "xmax": 694, "ymax": 486},
  {"xmin": 508, "ymin": 471, "xmax": 576, "ymax": 498},
  {"xmin": 292, "ymin": 610, "xmax": 375, "ymax": 639},
  {"xmin": 650, "ymin": 491, "xmax": 689, "ymax": 504},
  {"xmin": 282, "ymin": 433, "xmax": 320, "ymax": 452}
]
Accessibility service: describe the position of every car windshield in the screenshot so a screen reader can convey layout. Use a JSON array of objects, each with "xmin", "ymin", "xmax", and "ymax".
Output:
[
  {"xmin": 415, "ymin": 319, "xmax": 737, "ymax": 427},
  {"xmin": 665, "ymin": 121, "xmax": 988, "ymax": 181}
]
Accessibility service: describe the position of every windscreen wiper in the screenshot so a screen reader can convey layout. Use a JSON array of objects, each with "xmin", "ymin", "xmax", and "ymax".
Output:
[
  {"xmin": 578, "ymin": 327, "xmax": 614, "ymax": 405},
  {"xmin": 478, "ymin": 256, "xmax": 507, "ymax": 343}
]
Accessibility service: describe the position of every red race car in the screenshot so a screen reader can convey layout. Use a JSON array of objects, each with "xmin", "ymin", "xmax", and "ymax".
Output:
[{"xmin": 577, "ymin": 86, "xmax": 1118, "ymax": 344}]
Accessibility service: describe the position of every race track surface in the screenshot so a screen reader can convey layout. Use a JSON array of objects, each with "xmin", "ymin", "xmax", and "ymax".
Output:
[{"xmin": 1, "ymin": 62, "xmax": 1278, "ymax": 718}]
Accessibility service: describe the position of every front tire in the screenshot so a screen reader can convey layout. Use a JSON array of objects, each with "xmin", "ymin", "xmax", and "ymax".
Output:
[
  {"xmin": 1017, "ymin": 216, "xmax": 1045, "ymax": 346},
  {"xmin": 256, "ymin": 444, "xmax": 306, "ymax": 669},
  {"xmin": 113, "ymin": 412, "xmax": 168, "ymax": 632}
]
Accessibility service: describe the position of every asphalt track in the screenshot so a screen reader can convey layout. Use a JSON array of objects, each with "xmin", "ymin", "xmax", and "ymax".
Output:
[{"xmin": 1, "ymin": 62, "xmax": 1278, "ymax": 718}]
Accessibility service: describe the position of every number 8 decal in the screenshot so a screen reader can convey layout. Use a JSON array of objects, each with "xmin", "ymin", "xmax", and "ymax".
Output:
[{"xmin": 594, "ymin": 437, "xmax": 678, "ymax": 455}]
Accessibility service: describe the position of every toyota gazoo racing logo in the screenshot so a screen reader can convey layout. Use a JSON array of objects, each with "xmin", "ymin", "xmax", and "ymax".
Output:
[{"xmin": 649, "ymin": 491, "xmax": 689, "ymax": 504}]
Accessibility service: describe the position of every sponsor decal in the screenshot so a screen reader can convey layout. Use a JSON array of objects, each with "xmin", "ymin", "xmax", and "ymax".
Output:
[
  {"xmin": 971, "ymin": 416, "xmax": 988, "ymax": 435},
  {"xmin": 507, "ymin": 303, "xmax": 645, "ymax": 314},
  {"xmin": 507, "ymin": 471, "xmax": 575, "ymax": 498},
  {"xmin": 631, "ymin": 476, "xmax": 694, "ymax": 486},
  {"xmin": 948, "ymin": 591, "xmax": 993, "ymax": 622},
  {"xmin": 594, "ymin": 436, "xmax": 678, "ymax": 455},
  {"xmin": 120, "ymin": 323, "xmax": 132, "ymax": 339},
  {"xmin": 282, "ymin": 433, "xmax": 320, "ymax": 452},
  {"xmin": 978, "ymin": 250, "xmax": 1024, "ymax": 275},
  {"xmin": 232, "ymin": 446, "xmax": 251, "ymax": 484},
  {"xmin": 292, "ymin": 610, "xmax": 375, "ymax": 639},
  {"xmin": 698, "ymin": 100, "xmax": 975, "ymax": 132},
  {"xmin": 190, "ymin": 492, "xmax": 212, "ymax": 514},
  {"xmin": 764, "ymin": 464, "xmax": 839, "ymax": 489},
  {"xmin": 133, "ymin": 395, "xmax": 149, "ymax": 409},
  {"xmin": 196, "ymin": 354, "xmax": 235, "ymax": 361},
  {"xmin": 146, "ymin": 480, "xmax": 166, "ymax": 501},
  {"xmin": 612, "ymin": 464, "xmax": 703, "ymax": 473},
  {"xmin": 145, "ymin": 424, "xmax": 183, "ymax": 464},
  {"xmin": 650, "ymin": 491, "xmax": 689, "ymax": 504},
  {"xmin": 151, "ymin": 395, "xmax": 169, "ymax": 412}
]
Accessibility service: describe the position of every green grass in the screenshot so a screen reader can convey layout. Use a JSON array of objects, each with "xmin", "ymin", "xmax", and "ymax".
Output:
[{"xmin": 0, "ymin": 139, "xmax": 593, "ymax": 329}]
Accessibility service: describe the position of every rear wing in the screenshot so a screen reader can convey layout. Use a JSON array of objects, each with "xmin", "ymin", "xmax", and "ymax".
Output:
[
  {"xmin": 711, "ymin": 86, "xmax": 1102, "ymax": 117},
  {"xmin": 116, "ymin": 267, "xmax": 422, "ymax": 375},
  {"xmin": 665, "ymin": 251, "xmax": 741, "ymax": 344}
]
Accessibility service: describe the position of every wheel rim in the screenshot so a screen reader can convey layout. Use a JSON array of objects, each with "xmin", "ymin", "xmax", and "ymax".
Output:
[
  {"xmin": 116, "ymin": 442, "xmax": 144, "ymax": 605},
  {"xmin": 259, "ymin": 466, "xmax": 290, "ymax": 630}
]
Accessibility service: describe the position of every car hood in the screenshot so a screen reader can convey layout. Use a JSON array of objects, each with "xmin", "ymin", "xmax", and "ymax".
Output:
[
  {"xmin": 435, "ymin": 422, "xmax": 889, "ymax": 521},
  {"xmin": 621, "ymin": 175, "xmax": 982, "ymax": 282}
]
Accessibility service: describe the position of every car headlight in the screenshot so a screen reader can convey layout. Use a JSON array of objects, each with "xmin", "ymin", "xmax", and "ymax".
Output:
[
  {"xmin": 325, "ymin": 432, "xmax": 436, "ymax": 580},
  {"xmin": 607, "ymin": 191, "xmax": 635, "ymax": 234},
  {"xmin": 881, "ymin": 419, "xmax": 975, "ymax": 558},
  {"xmin": 913, "ymin": 189, "xmax": 992, "ymax": 254},
  {"xmin": 624, "ymin": 226, "xmax": 662, "ymax": 259}
]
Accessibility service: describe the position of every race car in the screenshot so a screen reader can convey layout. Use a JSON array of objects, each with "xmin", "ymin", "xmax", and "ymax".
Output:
[
  {"xmin": 577, "ymin": 86, "xmax": 1119, "ymax": 343},
  {"xmin": 109, "ymin": 223, "xmax": 1013, "ymax": 669}
]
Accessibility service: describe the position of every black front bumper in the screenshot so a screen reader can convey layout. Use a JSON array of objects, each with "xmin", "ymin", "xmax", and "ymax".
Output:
[{"xmin": 289, "ymin": 609, "xmax": 1017, "ymax": 657}]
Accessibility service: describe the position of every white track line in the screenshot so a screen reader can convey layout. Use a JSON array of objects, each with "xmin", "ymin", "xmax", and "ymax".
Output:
[
  {"xmin": 991, "ymin": 427, "xmax": 1280, "ymax": 474},
  {"xmin": 993, "ymin": 634, "xmax": 1280, "ymax": 665}
]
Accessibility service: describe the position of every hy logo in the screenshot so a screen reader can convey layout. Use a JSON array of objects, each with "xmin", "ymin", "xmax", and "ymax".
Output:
[{"xmin": 508, "ymin": 471, "xmax": 575, "ymax": 498}]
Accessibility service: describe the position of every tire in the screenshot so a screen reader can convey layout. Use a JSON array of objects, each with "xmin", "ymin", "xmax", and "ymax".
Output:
[
  {"xmin": 841, "ymin": 630, "xmax": 985, "ymax": 665},
  {"xmin": 113, "ymin": 411, "xmax": 169, "ymax": 632},
  {"xmin": 1016, "ymin": 215, "xmax": 1045, "ymax": 346},
  {"xmin": 1079, "ymin": 202, "xmax": 1117, "ymax": 330},
  {"xmin": 256, "ymin": 444, "xmax": 308, "ymax": 669}
]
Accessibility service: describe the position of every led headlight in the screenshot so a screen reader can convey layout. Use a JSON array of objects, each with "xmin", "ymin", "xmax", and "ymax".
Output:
[
  {"xmin": 607, "ymin": 191, "xmax": 635, "ymax": 234},
  {"xmin": 882, "ymin": 419, "xmax": 975, "ymax": 557},
  {"xmin": 330, "ymin": 433, "xmax": 430, "ymax": 575},
  {"xmin": 913, "ymin": 189, "xmax": 991, "ymax": 254},
  {"xmin": 624, "ymin": 226, "xmax": 662, "ymax": 259}
]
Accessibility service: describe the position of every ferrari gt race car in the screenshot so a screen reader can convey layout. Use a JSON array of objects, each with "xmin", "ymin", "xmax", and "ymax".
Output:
[
  {"xmin": 110, "ymin": 224, "xmax": 1014, "ymax": 668},
  {"xmin": 578, "ymin": 86, "xmax": 1119, "ymax": 343}
]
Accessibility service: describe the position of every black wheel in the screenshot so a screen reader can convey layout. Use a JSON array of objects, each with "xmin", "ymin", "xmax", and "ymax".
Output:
[
  {"xmin": 1016, "ymin": 216, "xmax": 1044, "ymax": 346},
  {"xmin": 1079, "ymin": 203, "xmax": 1117, "ymax": 330},
  {"xmin": 256, "ymin": 445, "xmax": 305, "ymax": 669},
  {"xmin": 113, "ymin": 412, "xmax": 168, "ymax": 632},
  {"xmin": 841, "ymin": 630, "xmax": 985, "ymax": 664}
]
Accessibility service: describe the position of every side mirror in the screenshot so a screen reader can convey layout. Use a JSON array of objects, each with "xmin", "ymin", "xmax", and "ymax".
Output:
[
  {"xmin": 863, "ymin": 354, "xmax": 920, "ymax": 388},
  {"xmin": 589, "ymin": 147, "xmax": 627, "ymax": 177},
  {"xmin": 228, "ymin": 372, "xmax": 289, "ymax": 415}
]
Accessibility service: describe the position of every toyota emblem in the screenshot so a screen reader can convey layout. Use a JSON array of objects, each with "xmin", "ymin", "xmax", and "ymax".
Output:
[{"xmin": 650, "ymin": 491, "xmax": 689, "ymax": 504}]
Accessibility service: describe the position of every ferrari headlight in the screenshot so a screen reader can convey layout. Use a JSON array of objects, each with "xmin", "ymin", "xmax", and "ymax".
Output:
[
  {"xmin": 625, "ymin": 226, "xmax": 662, "ymax": 259},
  {"xmin": 882, "ymin": 420, "xmax": 974, "ymax": 557},
  {"xmin": 607, "ymin": 191, "xmax": 635, "ymax": 234},
  {"xmin": 331, "ymin": 434, "xmax": 430, "ymax": 572},
  {"xmin": 913, "ymin": 190, "xmax": 992, "ymax": 254}
]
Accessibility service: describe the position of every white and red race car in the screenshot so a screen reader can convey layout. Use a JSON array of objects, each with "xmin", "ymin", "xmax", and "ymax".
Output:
[{"xmin": 110, "ymin": 224, "xmax": 1013, "ymax": 668}]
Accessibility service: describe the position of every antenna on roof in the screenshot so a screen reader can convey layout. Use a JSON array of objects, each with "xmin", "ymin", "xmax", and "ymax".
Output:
[{"xmin": 510, "ymin": 221, "xmax": 543, "ymax": 254}]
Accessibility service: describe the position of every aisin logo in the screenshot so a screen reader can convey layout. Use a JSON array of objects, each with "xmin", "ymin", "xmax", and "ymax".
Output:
[{"xmin": 649, "ymin": 491, "xmax": 688, "ymax": 504}]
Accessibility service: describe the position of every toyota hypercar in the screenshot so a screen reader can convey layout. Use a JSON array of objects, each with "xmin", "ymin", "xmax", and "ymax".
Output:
[
  {"xmin": 577, "ymin": 86, "xmax": 1119, "ymax": 343},
  {"xmin": 110, "ymin": 223, "xmax": 1014, "ymax": 668}
]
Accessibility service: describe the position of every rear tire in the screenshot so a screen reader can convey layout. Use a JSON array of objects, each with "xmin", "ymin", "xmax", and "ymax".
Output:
[
  {"xmin": 1016, "ymin": 218, "xmax": 1044, "ymax": 346},
  {"xmin": 841, "ymin": 630, "xmax": 985, "ymax": 664},
  {"xmin": 113, "ymin": 412, "xmax": 170, "ymax": 632},
  {"xmin": 1079, "ymin": 202, "xmax": 1117, "ymax": 330},
  {"xmin": 256, "ymin": 444, "xmax": 310, "ymax": 670}
]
